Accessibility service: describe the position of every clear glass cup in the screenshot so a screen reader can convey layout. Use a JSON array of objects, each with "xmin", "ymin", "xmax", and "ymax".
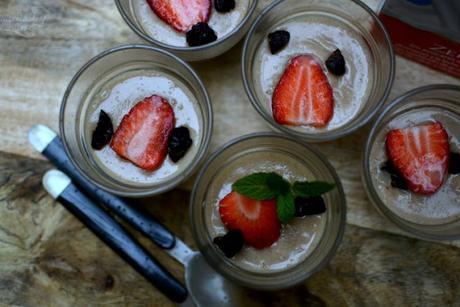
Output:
[
  {"xmin": 190, "ymin": 132, "xmax": 346, "ymax": 290},
  {"xmin": 115, "ymin": 0, "xmax": 259, "ymax": 61},
  {"xmin": 363, "ymin": 84, "xmax": 460, "ymax": 240},
  {"xmin": 60, "ymin": 45, "xmax": 213, "ymax": 197},
  {"xmin": 242, "ymin": 0, "xmax": 395, "ymax": 142}
]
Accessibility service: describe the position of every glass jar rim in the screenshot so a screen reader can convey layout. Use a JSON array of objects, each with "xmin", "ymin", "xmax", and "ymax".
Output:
[
  {"xmin": 362, "ymin": 84, "xmax": 460, "ymax": 240},
  {"xmin": 60, "ymin": 44, "xmax": 213, "ymax": 197},
  {"xmin": 114, "ymin": 0, "xmax": 259, "ymax": 53},
  {"xmin": 241, "ymin": 0, "xmax": 395, "ymax": 142},
  {"xmin": 189, "ymin": 132, "xmax": 347, "ymax": 289}
]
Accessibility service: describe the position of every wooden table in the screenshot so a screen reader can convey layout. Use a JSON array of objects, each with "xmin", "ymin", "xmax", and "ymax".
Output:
[{"xmin": 0, "ymin": 0, "xmax": 459, "ymax": 306}]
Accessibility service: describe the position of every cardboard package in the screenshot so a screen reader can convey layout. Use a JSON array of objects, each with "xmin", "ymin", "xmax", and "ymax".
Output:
[{"xmin": 379, "ymin": 0, "xmax": 460, "ymax": 79}]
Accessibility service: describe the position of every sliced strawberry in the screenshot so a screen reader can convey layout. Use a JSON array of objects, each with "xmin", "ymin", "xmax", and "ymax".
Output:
[
  {"xmin": 110, "ymin": 95, "xmax": 175, "ymax": 171},
  {"xmin": 219, "ymin": 192, "xmax": 280, "ymax": 249},
  {"xmin": 147, "ymin": 0, "xmax": 211, "ymax": 33},
  {"xmin": 272, "ymin": 54, "xmax": 334, "ymax": 127},
  {"xmin": 385, "ymin": 122, "xmax": 450, "ymax": 195}
]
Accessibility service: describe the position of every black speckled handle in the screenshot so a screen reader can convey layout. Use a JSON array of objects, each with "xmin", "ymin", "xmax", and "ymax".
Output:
[
  {"xmin": 58, "ymin": 183, "xmax": 187, "ymax": 303},
  {"xmin": 43, "ymin": 137, "xmax": 176, "ymax": 249}
]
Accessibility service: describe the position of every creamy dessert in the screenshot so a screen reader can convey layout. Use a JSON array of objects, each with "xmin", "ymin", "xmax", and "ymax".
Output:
[
  {"xmin": 84, "ymin": 68, "xmax": 202, "ymax": 185},
  {"xmin": 132, "ymin": 0, "xmax": 250, "ymax": 47},
  {"xmin": 253, "ymin": 13, "xmax": 372, "ymax": 132},
  {"xmin": 206, "ymin": 151, "xmax": 333, "ymax": 273},
  {"xmin": 369, "ymin": 105, "xmax": 460, "ymax": 225}
]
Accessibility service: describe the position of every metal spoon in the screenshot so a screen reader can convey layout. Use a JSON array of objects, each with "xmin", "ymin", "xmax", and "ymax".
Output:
[
  {"xmin": 29, "ymin": 125, "xmax": 252, "ymax": 306},
  {"xmin": 168, "ymin": 237, "xmax": 248, "ymax": 306},
  {"xmin": 42, "ymin": 170, "xmax": 187, "ymax": 303}
]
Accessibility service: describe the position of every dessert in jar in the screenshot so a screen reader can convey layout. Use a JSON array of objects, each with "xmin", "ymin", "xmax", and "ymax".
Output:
[
  {"xmin": 370, "ymin": 109, "xmax": 460, "ymax": 226},
  {"xmin": 242, "ymin": 0, "xmax": 394, "ymax": 142},
  {"xmin": 256, "ymin": 14, "xmax": 372, "ymax": 132},
  {"xmin": 363, "ymin": 85, "xmax": 460, "ymax": 240},
  {"xmin": 190, "ymin": 133, "xmax": 346, "ymax": 289},
  {"xmin": 209, "ymin": 157, "xmax": 333, "ymax": 272},
  {"xmin": 85, "ymin": 66, "xmax": 203, "ymax": 186},
  {"xmin": 132, "ymin": 0, "xmax": 250, "ymax": 47}
]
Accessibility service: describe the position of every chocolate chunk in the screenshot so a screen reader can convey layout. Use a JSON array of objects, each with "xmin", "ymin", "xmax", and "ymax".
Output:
[
  {"xmin": 168, "ymin": 126, "xmax": 193, "ymax": 162},
  {"xmin": 186, "ymin": 22, "xmax": 218, "ymax": 47},
  {"xmin": 449, "ymin": 152, "xmax": 460, "ymax": 174},
  {"xmin": 215, "ymin": 0, "xmax": 235, "ymax": 13},
  {"xmin": 213, "ymin": 230, "xmax": 244, "ymax": 258},
  {"xmin": 381, "ymin": 160, "xmax": 408, "ymax": 191},
  {"xmin": 294, "ymin": 196, "xmax": 327, "ymax": 217},
  {"xmin": 326, "ymin": 49, "xmax": 346, "ymax": 76},
  {"xmin": 91, "ymin": 110, "xmax": 113, "ymax": 150},
  {"xmin": 268, "ymin": 30, "xmax": 290, "ymax": 54}
]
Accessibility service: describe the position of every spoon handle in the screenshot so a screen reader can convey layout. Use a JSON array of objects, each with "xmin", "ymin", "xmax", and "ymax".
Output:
[
  {"xmin": 42, "ymin": 170, "xmax": 188, "ymax": 303},
  {"xmin": 29, "ymin": 125, "xmax": 176, "ymax": 249},
  {"xmin": 47, "ymin": 136, "xmax": 196, "ymax": 264}
]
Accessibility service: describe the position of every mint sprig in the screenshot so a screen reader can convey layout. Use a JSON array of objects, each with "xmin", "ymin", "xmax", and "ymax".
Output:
[
  {"xmin": 267, "ymin": 173, "xmax": 290, "ymax": 195},
  {"xmin": 232, "ymin": 172, "xmax": 335, "ymax": 224},
  {"xmin": 232, "ymin": 172, "xmax": 287, "ymax": 200},
  {"xmin": 276, "ymin": 192, "xmax": 295, "ymax": 224},
  {"xmin": 292, "ymin": 181, "xmax": 335, "ymax": 198}
]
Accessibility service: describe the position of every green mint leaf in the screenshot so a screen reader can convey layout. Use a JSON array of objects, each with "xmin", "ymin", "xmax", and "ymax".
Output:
[
  {"xmin": 276, "ymin": 191, "xmax": 295, "ymax": 224},
  {"xmin": 266, "ymin": 173, "xmax": 291, "ymax": 195},
  {"xmin": 292, "ymin": 181, "xmax": 335, "ymax": 198},
  {"xmin": 232, "ymin": 172, "xmax": 281, "ymax": 200}
]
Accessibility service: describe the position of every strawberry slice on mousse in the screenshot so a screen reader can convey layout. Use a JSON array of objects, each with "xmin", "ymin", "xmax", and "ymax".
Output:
[
  {"xmin": 272, "ymin": 54, "xmax": 334, "ymax": 128},
  {"xmin": 385, "ymin": 122, "xmax": 450, "ymax": 195},
  {"xmin": 147, "ymin": 0, "xmax": 212, "ymax": 33},
  {"xmin": 219, "ymin": 191, "xmax": 280, "ymax": 249},
  {"xmin": 110, "ymin": 95, "xmax": 175, "ymax": 171}
]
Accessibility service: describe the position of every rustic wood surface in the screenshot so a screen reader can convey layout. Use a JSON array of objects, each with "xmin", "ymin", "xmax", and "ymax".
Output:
[
  {"xmin": 1, "ymin": 152, "xmax": 459, "ymax": 306},
  {"xmin": 0, "ymin": 0, "xmax": 459, "ymax": 306},
  {"xmin": 0, "ymin": 0, "xmax": 459, "ymax": 243}
]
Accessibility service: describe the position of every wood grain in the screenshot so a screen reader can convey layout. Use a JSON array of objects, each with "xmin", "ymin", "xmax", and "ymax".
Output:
[
  {"xmin": 1, "ymin": 0, "xmax": 460, "ymax": 305},
  {"xmin": 0, "ymin": 0, "xmax": 455, "ymax": 158},
  {"xmin": 0, "ymin": 151, "xmax": 458, "ymax": 306}
]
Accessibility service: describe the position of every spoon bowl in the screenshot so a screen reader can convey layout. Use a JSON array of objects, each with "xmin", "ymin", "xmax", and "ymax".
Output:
[
  {"xmin": 185, "ymin": 252, "xmax": 247, "ymax": 306},
  {"xmin": 30, "ymin": 124, "xmax": 260, "ymax": 306},
  {"xmin": 168, "ymin": 238, "xmax": 257, "ymax": 306}
]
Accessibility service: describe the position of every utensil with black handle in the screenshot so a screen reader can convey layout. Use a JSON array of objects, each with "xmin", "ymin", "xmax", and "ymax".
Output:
[
  {"xmin": 29, "ymin": 125, "xmax": 175, "ymax": 249},
  {"xmin": 30, "ymin": 124, "xmax": 253, "ymax": 307},
  {"xmin": 42, "ymin": 170, "xmax": 188, "ymax": 303}
]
